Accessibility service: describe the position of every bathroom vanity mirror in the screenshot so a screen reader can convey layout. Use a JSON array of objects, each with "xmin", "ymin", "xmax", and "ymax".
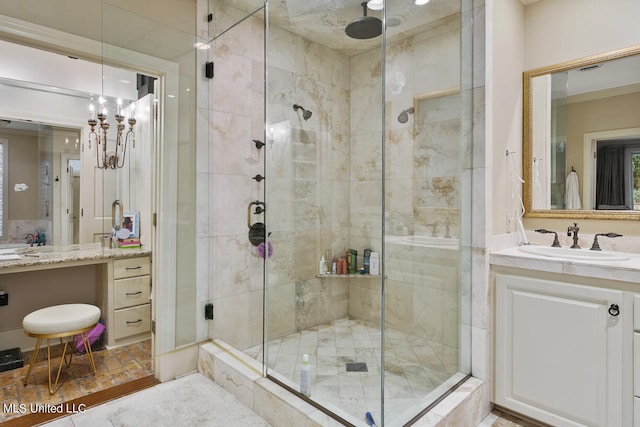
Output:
[
  {"xmin": 0, "ymin": 39, "xmax": 147, "ymax": 246},
  {"xmin": 523, "ymin": 45, "xmax": 640, "ymax": 219},
  {"xmin": 0, "ymin": 116, "xmax": 82, "ymax": 246}
]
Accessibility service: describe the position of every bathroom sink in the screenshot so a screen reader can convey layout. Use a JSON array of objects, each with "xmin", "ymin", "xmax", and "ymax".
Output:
[{"xmin": 518, "ymin": 245, "xmax": 629, "ymax": 261}]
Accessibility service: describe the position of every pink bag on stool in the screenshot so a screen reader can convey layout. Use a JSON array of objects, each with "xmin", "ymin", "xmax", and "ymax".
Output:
[{"xmin": 75, "ymin": 321, "xmax": 105, "ymax": 354}]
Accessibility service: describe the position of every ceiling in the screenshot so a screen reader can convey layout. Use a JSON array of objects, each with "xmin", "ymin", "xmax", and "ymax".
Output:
[{"xmin": 216, "ymin": 0, "xmax": 460, "ymax": 56}]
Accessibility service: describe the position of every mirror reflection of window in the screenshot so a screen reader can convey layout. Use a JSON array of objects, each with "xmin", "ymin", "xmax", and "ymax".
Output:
[
  {"xmin": 594, "ymin": 139, "xmax": 640, "ymax": 210},
  {"xmin": 631, "ymin": 151, "xmax": 640, "ymax": 210}
]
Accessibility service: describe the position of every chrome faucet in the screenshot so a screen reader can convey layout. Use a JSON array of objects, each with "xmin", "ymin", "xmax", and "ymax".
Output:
[{"xmin": 567, "ymin": 223, "xmax": 580, "ymax": 249}]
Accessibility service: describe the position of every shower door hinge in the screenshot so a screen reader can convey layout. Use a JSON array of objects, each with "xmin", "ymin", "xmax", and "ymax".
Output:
[
  {"xmin": 205, "ymin": 62, "xmax": 214, "ymax": 79},
  {"xmin": 205, "ymin": 303, "xmax": 213, "ymax": 320},
  {"xmin": 207, "ymin": 13, "xmax": 213, "ymax": 22},
  {"xmin": 151, "ymin": 320, "xmax": 156, "ymax": 335},
  {"xmin": 152, "ymin": 213, "xmax": 157, "ymax": 227}
]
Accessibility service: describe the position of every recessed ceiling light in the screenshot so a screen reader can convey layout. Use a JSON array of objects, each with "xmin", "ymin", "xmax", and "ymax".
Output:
[
  {"xmin": 368, "ymin": 0, "xmax": 383, "ymax": 10},
  {"xmin": 118, "ymin": 79, "xmax": 131, "ymax": 84},
  {"xmin": 193, "ymin": 42, "xmax": 210, "ymax": 50},
  {"xmin": 415, "ymin": 0, "xmax": 430, "ymax": 5}
]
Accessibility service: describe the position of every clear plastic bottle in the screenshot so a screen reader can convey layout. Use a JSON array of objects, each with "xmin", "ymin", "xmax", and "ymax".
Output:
[
  {"xmin": 369, "ymin": 252, "xmax": 379, "ymax": 275},
  {"xmin": 319, "ymin": 256, "xmax": 327, "ymax": 275},
  {"xmin": 300, "ymin": 354, "xmax": 311, "ymax": 397}
]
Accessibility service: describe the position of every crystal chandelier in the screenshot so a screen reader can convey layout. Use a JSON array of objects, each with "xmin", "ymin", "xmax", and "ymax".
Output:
[{"xmin": 87, "ymin": 98, "xmax": 136, "ymax": 169}]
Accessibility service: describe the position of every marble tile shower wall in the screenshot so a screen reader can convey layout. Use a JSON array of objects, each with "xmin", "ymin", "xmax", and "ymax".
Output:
[
  {"xmin": 347, "ymin": 15, "xmax": 463, "ymax": 325},
  {"xmin": 265, "ymin": 24, "xmax": 352, "ymax": 339},
  {"xmin": 200, "ymin": 2, "xmax": 353, "ymax": 350}
]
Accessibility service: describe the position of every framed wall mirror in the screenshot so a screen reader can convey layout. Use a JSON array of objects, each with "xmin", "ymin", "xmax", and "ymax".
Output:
[{"xmin": 523, "ymin": 45, "xmax": 640, "ymax": 219}]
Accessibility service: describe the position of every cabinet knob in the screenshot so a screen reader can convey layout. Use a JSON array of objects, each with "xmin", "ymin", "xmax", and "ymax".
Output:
[{"xmin": 608, "ymin": 303, "xmax": 620, "ymax": 317}]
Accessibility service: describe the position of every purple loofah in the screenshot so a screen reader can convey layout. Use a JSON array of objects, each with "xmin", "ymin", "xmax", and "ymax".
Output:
[{"xmin": 257, "ymin": 242, "xmax": 273, "ymax": 259}]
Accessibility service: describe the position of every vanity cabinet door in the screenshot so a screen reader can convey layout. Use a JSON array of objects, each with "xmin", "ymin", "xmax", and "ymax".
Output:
[{"xmin": 495, "ymin": 274, "xmax": 624, "ymax": 427}]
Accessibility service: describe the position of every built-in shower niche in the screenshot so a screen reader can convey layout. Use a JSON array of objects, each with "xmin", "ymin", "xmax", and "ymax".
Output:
[{"xmin": 413, "ymin": 88, "xmax": 462, "ymax": 239}]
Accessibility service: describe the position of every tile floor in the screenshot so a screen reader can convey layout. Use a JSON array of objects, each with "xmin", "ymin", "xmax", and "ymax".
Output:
[
  {"xmin": 480, "ymin": 409, "xmax": 549, "ymax": 427},
  {"xmin": 0, "ymin": 340, "xmax": 152, "ymax": 424},
  {"xmin": 245, "ymin": 317, "xmax": 461, "ymax": 425}
]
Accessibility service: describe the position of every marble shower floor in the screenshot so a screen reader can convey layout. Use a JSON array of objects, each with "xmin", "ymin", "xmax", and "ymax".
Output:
[{"xmin": 244, "ymin": 317, "xmax": 460, "ymax": 424}]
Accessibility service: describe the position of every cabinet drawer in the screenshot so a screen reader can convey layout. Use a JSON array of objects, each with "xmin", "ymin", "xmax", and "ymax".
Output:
[
  {"xmin": 114, "ymin": 276, "xmax": 150, "ymax": 309},
  {"xmin": 113, "ymin": 304, "xmax": 151, "ymax": 339},
  {"xmin": 635, "ymin": 295, "xmax": 640, "ymax": 331},
  {"xmin": 114, "ymin": 257, "xmax": 150, "ymax": 279}
]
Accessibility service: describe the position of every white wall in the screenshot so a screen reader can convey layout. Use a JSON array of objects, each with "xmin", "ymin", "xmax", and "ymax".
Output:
[
  {"xmin": 524, "ymin": 0, "xmax": 640, "ymax": 70},
  {"xmin": 490, "ymin": 0, "xmax": 525, "ymax": 236}
]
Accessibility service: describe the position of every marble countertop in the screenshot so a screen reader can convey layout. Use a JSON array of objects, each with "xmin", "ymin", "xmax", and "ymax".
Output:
[
  {"xmin": 490, "ymin": 245, "xmax": 640, "ymax": 284},
  {"xmin": 0, "ymin": 244, "xmax": 151, "ymax": 272}
]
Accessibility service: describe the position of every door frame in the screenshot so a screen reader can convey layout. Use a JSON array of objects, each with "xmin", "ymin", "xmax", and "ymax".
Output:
[{"xmin": 0, "ymin": 13, "xmax": 182, "ymax": 381}]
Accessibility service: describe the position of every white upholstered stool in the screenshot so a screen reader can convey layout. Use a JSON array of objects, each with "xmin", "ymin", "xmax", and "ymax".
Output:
[{"xmin": 22, "ymin": 303, "xmax": 100, "ymax": 394}]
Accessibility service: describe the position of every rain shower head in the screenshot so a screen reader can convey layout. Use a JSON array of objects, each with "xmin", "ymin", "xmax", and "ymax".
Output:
[
  {"xmin": 345, "ymin": 2, "xmax": 382, "ymax": 40},
  {"xmin": 293, "ymin": 104, "xmax": 312, "ymax": 121},
  {"xmin": 397, "ymin": 107, "xmax": 414, "ymax": 124}
]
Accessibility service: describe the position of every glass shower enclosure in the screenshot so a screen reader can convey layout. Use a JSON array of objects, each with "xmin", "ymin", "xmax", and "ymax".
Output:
[{"xmin": 208, "ymin": 0, "xmax": 474, "ymax": 425}]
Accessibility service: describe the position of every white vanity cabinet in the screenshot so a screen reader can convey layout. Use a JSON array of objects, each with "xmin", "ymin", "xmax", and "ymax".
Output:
[
  {"xmin": 99, "ymin": 255, "xmax": 152, "ymax": 348},
  {"xmin": 495, "ymin": 274, "xmax": 626, "ymax": 427}
]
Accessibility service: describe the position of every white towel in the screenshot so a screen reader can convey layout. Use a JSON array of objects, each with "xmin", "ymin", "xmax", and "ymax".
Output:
[{"xmin": 565, "ymin": 170, "xmax": 582, "ymax": 210}]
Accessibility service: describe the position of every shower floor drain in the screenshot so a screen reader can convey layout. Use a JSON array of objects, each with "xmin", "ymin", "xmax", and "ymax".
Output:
[{"xmin": 346, "ymin": 362, "xmax": 368, "ymax": 372}]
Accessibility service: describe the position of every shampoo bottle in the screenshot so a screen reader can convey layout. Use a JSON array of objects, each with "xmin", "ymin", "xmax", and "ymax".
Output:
[
  {"xmin": 300, "ymin": 354, "xmax": 311, "ymax": 397},
  {"xmin": 363, "ymin": 249, "xmax": 371, "ymax": 274}
]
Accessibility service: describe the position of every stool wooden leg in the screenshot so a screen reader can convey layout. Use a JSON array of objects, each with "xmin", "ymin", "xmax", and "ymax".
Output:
[{"xmin": 23, "ymin": 338, "xmax": 42, "ymax": 386}]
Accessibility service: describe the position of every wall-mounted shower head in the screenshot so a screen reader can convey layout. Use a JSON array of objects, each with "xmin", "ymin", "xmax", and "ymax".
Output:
[
  {"xmin": 397, "ymin": 107, "xmax": 414, "ymax": 124},
  {"xmin": 345, "ymin": 2, "xmax": 382, "ymax": 40},
  {"xmin": 293, "ymin": 104, "xmax": 312, "ymax": 121}
]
